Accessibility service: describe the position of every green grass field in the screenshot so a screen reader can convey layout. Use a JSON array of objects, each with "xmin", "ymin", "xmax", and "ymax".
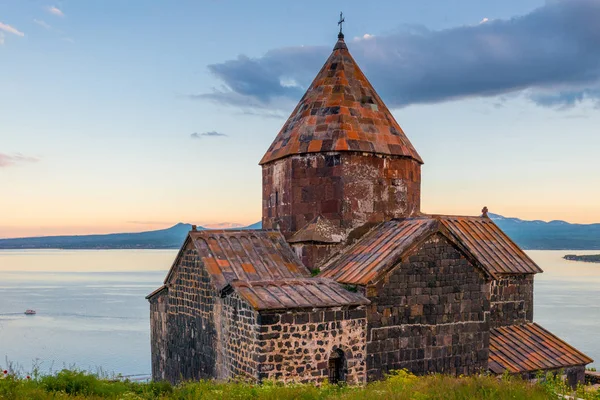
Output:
[{"xmin": 1, "ymin": 369, "xmax": 598, "ymax": 400}]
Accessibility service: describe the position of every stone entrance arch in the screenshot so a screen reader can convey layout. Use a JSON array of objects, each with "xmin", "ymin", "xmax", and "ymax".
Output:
[{"xmin": 328, "ymin": 348, "xmax": 347, "ymax": 384}]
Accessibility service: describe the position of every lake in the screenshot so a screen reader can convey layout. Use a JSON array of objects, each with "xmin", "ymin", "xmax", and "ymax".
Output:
[{"xmin": 0, "ymin": 249, "xmax": 598, "ymax": 376}]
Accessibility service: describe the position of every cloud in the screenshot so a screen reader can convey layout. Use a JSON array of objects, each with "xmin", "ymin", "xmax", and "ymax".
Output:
[
  {"xmin": 0, "ymin": 22, "xmax": 25, "ymax": 37},
  {"xmin": 0, "ymin": 153, "xmax": 40, "ymax": 167},
  {"xmin": 530, "ymin": 89, "xmax": 600, "ymax": 109},
  {"xmin": 353, "ymin": 33, "xmax": 375, "ymax": 41},
  {"xmin": 189, "ymin": 45, "xmax": 328, "ymax": 112},
  {"xmin": 190, "ymin": 131, "xmax": 228, "ymax": 139},
  {"xmin": 238, "ymin": 109, "xmax": 287, "ymax": 119},
  {"xmin": 196, "ymin": 0, "xmax": 600, "ymax": 110},
  {"xmin": 33, "ymin": 19, "xmax": 52, "ymax": 30},
  {"xmin": 47, "ymin": 6, "xmax": 65, "ymax": 17}
]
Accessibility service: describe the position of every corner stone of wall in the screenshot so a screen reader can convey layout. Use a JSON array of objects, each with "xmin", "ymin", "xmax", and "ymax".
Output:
[{"xmin": 149, "ymin": 290, "xmax": 168, "ymax": 382}]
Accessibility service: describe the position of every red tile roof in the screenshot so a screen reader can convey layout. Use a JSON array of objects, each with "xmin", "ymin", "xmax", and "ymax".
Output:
[
  {"xmin": 259, "ymin": 37, "xmax": 422, "ymax": 165},
  {"xmin": 160, "ymin": 229, "xmax": 369, "ymax": 310},
  {"xmin": 438, "ymin": 216, "xmax": 543, "ymax": 275},
  {"xmin": 319, "ymin": 218, "xmax": 437, "ymax": 285},
  {"xmin": 184, "ymin": 230, "xmax": 311, "ymax": 290},
  {"xmin": 320, "ymin": 215, "xmax": 542, "ymax": 285},
  {"xmin": 288, "ymin": 214, "xmax": 344, "ymax": 244},
  {"xmin": 231, "ymin": 278, "xmax": 369, "ymax": 311},
  {"xmin": 489, "ymin": 323, "xmax": 593, "ymax": 374}
]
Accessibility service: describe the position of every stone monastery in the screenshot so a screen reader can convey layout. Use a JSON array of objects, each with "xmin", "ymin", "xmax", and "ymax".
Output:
[{"xmin": 147, "ymin": 30, "xmax": 592, "ymax": 386}]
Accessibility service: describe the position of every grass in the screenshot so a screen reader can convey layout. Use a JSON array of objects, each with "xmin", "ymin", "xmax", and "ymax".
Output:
[{"xmin": 1, "ymin": 368, "xmax": 599, "ymax": 400}]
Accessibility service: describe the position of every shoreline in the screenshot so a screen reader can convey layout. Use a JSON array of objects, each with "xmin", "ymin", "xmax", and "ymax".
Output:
[{"xmin": 564, "ymin": 254, "xmax": 600, "ymax": 263}]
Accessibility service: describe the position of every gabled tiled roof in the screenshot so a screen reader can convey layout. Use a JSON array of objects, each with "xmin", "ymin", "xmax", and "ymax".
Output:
[
  {"xmin": 259, "ymin": 37, "xmax": 422, "ymax": 165},
  {"xmin": 320, "ymin": 215, "xmax": 542, "ymax": 285},
  {"xmin": 489, "ymin": 323, "xmax": 593, "ymax": 374},
  {"xmin": 159, "ymin": 229, "xmax": 367, "ymax": 311},
  {"xmin": 288, "ymin": 214, "xmax": 344, "ymax": 244},
  {"xmin": 230, "ymin": 278, "xmax": 369, "ymax": 311},
  {"xmin": 438, "ymin": 216, "xmax": 543, "ymax": 275},
  {"xmin": 319, "ymin": 218, "xmax": 437, "ymax": 285},
  {"xmin": 178, "ymin": 230, "xmax": 311, "ymax": 291}
]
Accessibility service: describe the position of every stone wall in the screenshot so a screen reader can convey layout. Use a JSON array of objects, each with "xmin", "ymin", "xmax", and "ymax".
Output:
[
  {"xmin": 263, "ymin": 152, "xmax": 421, "ymax": 268},
  {"xmin": 262, "ymin": 156, "xmax": 293, "ymax": 234},
  {"xmin": 365, "ymin": 234, "xmax": 490, "ymax": 380},
  {"xmin": 155, "ymin": 252, "xmax": 369, "ymax": 385},
  {"xmin": 149, "ymin": 289, "xmax": 168, "ymax": 381},
  {"xmin": 262, "ymin": 152, "xmax": 421, "ymax": 240},
  {"xmin": 152, "ymin": 240, "xmax": 370, "ymax": 384},
  {"xmin": 291, "ymin": 242, "xmax": 340, "ymax": 271},
  {"xmin": 585, "ymin": 369, "xmax": 600, "ymax": 385},
  {"xmin": 255, "ymin": 307, "xmax": 368, "ymax": 385},
  {"xmin": 524, "ymin": 366, "xmax": 586, "ymax": 388},
  {"xmin": 164, "ymin": 244, "xmax": 218, "ymax": 382},
  {"xmin": 490, "ymin": 275, "xmax": 533, "ymax": 328},
  {"xmin": 566, "ymin": 366, "xmax": 586, "ymax": 388},
  {"xmin": 160, "ymin": 243, "xmax": 263, "ymax": 383},
  {"xmin": 218, "ymin": 291, "xmax": 260, "ymax": 380}
]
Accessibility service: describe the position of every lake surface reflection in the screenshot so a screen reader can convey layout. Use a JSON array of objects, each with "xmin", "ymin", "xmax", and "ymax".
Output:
[{"xmin": 0, "ymin": 249, "xmax": 598, "ymax": 375}]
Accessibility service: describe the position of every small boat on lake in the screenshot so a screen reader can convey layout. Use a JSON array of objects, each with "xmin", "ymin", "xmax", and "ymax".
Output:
[{"xmin": 24, "ymin": 309, "xmax": 36, "ymax": 315}]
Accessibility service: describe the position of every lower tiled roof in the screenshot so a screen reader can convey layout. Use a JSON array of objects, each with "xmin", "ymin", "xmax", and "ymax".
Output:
[
  {"xmin": 489, "ymin": 323, "xmax": 593, "ymax": 374},
  {"xmin": 183, "ymin": 229, "xmax": 310, "ymax": 290},
  {"xmin": 230, "ymin": 278, "xmax": 369, "ymax": 311}
]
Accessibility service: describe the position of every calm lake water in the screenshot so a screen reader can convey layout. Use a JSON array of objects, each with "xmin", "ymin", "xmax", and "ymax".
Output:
[{"xmin": 0, "ymin": 249, "xmax": 598, "ymax": 376}]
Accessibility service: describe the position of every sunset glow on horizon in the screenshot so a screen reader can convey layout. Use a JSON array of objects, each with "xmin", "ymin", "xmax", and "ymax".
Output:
[{"xmin": 2, "ymin": 0, "xmax": 600, "ymax": 239}]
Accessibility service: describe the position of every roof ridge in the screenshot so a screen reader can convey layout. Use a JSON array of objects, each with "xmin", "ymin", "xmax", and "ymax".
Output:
[
  {"xmin": 421, "ymin": 213, "xmax": 487, "ymax": 220},
  {"xmin": 190, "ymin": 228, "xmax": 277, "ymax": 235},
  {"xmin": 232, "ymin": 276, "xmax": 338, "ymax": 286}
]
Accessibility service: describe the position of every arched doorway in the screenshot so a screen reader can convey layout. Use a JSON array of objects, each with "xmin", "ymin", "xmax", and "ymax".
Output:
[{"xmin": 328, "ymin": 348, "xmax": 346, "ymax": 384}]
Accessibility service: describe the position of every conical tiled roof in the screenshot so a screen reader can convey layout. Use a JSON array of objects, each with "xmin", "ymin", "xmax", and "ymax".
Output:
[{"xmin": 260, "ymin": 37, "xmax": 422, "ymax": 165}]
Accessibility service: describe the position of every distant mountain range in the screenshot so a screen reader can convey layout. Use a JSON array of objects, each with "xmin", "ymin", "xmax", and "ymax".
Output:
[
  {"xmin": 0, "ymin": 215, "xmax": 598, "ymax": 250},
  {"xmin": 0, "ymin": 222, "xmax": 261, "ymax": 250},
  {"xmin": 487, "ymin": 213, "xmax": 600, "ymax": 250}
]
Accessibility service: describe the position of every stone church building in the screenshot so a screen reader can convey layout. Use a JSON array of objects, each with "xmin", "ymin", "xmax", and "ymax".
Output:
[{"xmin": 147, "ymin": 32, "xmax": 592, "ymax": 385}]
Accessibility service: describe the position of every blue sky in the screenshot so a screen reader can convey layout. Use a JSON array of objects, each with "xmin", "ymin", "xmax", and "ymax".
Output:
[{"xmin": 1, "ymin": 0, "xmax": 600, "ymax": 238}]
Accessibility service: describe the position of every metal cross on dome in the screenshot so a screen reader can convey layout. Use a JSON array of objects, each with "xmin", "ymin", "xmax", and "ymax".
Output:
[{"xmin": 338, "ymin": 12, "xmax": 345, "ymax": 37}]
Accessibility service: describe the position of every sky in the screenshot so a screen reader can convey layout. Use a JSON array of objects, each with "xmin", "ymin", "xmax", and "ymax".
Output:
[{"xmin": 1, "ymin": 0, "xmax": 600, "ymax": 238}]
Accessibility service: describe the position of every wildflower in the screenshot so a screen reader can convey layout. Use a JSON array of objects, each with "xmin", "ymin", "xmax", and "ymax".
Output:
[
  {"xmin": 2, "ymin": 370, "xmax": 7, "ymax": 375},
  {"xmin": 26, "ymin": 375, "xmax": 31, "ymax": 379}
]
